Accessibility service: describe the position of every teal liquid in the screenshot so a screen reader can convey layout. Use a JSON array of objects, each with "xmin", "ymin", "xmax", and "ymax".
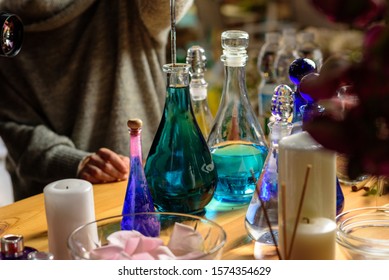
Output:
[
  {"xmin": 145, "ymin": 85, "xmax": 217, "ymax": 215},
  {"xmin": 211, "ymin": 142, "xmax": 267, "ymax": 204}
]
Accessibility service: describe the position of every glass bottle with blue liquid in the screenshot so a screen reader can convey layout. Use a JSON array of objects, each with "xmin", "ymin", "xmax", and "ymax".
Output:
[
  {"xmin": 207, "ymin": 30, "xmax": 268, "ymax": 204},
  {"xmin": 245, "ymin": 84, "xmax": 293, "ymax": 254},
  {"xmin": 144, "ymin": 63, "xmax": 217, "ymax": 215},
  {"xmin": 121, "ymin": 118, "xmax": 159, "ymax": 237}
]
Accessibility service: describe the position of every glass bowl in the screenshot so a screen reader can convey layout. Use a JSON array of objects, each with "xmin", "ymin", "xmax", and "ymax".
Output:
[
  {"xmin": 68, "ymin": 212, "xmax": 226, "ymax": 260},
  {"xmin": 336, "ymin": 206, "xmax": 389, "ymax": 259}
]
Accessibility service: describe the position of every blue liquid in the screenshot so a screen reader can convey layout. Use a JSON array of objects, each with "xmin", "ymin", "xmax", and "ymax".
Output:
[{"xmin": 211, "ymin": 142, "xmax": 267, "ymax": 204}]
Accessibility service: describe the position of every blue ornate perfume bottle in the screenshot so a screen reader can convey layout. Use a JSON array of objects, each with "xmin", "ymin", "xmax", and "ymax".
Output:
[{"xmin": 245, "ymin": 84, "xmax": 293, "ymax": 252}]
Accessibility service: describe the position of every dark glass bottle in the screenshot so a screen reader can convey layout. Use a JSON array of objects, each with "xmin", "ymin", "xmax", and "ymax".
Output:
[
  {"xmin": 121, "ymin": 119, "xmax": 159, "ymax": 237},
  {"xmin": 144, "ymin": 63, "xmax": 217, "ymax": 215},
  {"xmin": 0, "ymin": 234, "xmax": 37, "ymax": 260},
  {"xmin": 0, "ymin": 12, "xmax": 23, "ymax": 57}
]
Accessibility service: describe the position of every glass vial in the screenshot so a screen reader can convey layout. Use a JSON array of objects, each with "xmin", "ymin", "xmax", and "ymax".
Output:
[
  {"xmin": 0, "ymin": 234, "xmax": 37, "ymax": 260},
  {"xmin": 245, "ymin": 84, "xmax": 293, "ymax": 257},
  {"xmin": 257, "ymin": 32, "xmax": 280, "ymax": 135},
  {"xmin": 145, "ymin": 63, "xmax": 217, "ymax": 215},
  {"xmin": 186, "ymin": 45, "xmax": 214, "ymax": 139},
  {"xmin": 207, "ymin": 30, "xmax": 268, "ymax": 204},
  {"xmin": 121, "ymin": 119, "xmax": 159, "ymax": 236}
]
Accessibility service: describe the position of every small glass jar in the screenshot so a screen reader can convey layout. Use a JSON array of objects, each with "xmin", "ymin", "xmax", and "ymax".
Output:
[{"xmin": 0, "ymin": 234, "xmax": 37, "ymax": 260}]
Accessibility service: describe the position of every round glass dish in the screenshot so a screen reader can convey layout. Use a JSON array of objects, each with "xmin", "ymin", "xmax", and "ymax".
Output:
[
  {"xmin": 336, "ymin": 206, "xmax": 389, "ymax": 259},
  {"xmin": 68, "ymin": 212, "xmax": 226, "ymax": 260}
]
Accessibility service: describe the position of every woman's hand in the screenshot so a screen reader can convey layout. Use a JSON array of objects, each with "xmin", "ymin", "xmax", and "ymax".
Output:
[{"xmin": 77, "ymin": 148, "xmax": 129, "ymax": 184}]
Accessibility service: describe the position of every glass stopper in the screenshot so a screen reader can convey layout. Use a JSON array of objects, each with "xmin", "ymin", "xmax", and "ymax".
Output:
[
  {"xmin": 221, "ymin": 30, "xmax": 249, "ymax": 66},
  {"xmin": 271, "ymin": 84, "xmax": 293, "ymax": 122},
  {"xmin": 186, "ymin": 45, "xmax": 207, "ymax": 78}
]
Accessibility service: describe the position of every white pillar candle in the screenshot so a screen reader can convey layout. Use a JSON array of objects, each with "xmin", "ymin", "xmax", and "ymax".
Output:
[
  {"xmin": 287, "ymin": 217, "xmax": 336, "ymax": 260},
  {"xmin": 278, "ymin": 131, "xmax": 336, "ymax": 260},
  {"xmin": 44, "ymin": 179, "xmax": 96, "ymax": 260}
]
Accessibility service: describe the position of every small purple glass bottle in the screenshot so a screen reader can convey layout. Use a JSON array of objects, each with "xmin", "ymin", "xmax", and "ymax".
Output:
[
  {"xmin": 121, "ymin": 119, "xmax": 160, "ymax": 237},
  {"xmin": 0, "ymin": 234, "xmax": 37, "ymax": 260}
]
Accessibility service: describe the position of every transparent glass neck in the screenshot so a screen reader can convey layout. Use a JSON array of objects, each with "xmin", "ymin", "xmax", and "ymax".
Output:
[{"xmin": 163, "ymin": 63, "xmax": 191, "ymax": 88}]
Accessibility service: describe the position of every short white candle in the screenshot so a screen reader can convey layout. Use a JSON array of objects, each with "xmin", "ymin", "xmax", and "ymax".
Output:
[
  {"xmin": 288, "ymin": 217, "xmax": 336, "ymax": 260},
  {"xmin": 44, "ymin": 179, "xmax": 96, "ymax": 260}
]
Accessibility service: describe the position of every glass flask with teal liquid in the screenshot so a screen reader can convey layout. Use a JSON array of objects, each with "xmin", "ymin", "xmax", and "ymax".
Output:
[
  {"xmin": 207, "ymin": 30, "xmax": 268, "ymax": 205},
  {"xmin": 144, "ymin": 63, "xmax": 217, "ymax": 215}
]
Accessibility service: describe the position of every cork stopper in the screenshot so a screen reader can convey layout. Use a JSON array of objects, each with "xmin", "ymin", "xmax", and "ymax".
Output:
[{"xmin": 127, "ymin": 118, "xmax": 143, "ymax": 130}]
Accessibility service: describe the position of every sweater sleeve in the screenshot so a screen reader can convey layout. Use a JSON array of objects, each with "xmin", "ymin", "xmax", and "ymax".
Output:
[
  {"xmin": 136, "ymin": 0, "xmax": 193, "ymax": 44},
  {"xmin": 0, "ymin": 121, "xmax": 89, "ymax": 184}
]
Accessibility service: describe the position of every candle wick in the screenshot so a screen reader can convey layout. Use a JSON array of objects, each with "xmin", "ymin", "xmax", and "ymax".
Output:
[
  {"xmin": 302, "ymin": 217, "xmax": 310, "ymax": 224},
  {"xmin": 66, "ymin": 186, "xmax": 69, "ymax": 189}
]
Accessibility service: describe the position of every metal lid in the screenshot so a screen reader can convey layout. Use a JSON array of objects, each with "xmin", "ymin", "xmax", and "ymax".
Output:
[{"xmin": 0, "ymin": 234, "xmax": 24, "ymax": 257}]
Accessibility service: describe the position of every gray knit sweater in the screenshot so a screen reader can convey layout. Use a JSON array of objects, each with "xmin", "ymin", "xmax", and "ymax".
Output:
[{"xmin": 0, "ymin": 0, "xmax": 193, "ymax": 200}]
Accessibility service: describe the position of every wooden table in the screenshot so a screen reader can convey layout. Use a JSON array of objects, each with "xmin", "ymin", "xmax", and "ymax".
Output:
[{"xmin": 0, "ymin": 180, "xmax": 387, "ymax": 260}]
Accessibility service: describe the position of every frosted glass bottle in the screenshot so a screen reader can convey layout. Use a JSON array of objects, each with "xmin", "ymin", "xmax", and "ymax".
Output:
[
  {"xmin": 245, "ymin": 84, "xmax": 293, "ymax": 257},
  {"xmin": 257, "ymin": 32, "xmax": 280, "ymax": 135},
  {"xmin": 274, "ymin": 28, "xmax": 298, "ymax": 90},
  {"xmin": 144, "ymin": 63, "xmax": 217, "ymax": 215},
  {"xmin": 186, "ymin": 45, "xmax": 214, "ymax": 139},
  {"xmin": 297, "ymin": 31, "xmax": 323, "ymax": 71},
  {"xmin": 278, "ymin": 131, "xmax": 336, "ymax": 260},
  {"xmin": 121, "ymin": 119, "xmax": 159, "ymax": 237},
  {"xmin": 207, "ymin": 30, "xmax": 268, "ymax": 204}
]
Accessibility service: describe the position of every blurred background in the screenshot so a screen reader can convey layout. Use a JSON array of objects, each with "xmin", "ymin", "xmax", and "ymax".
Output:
[
  {"xmin": 172, "ymin": 0, "xmax": 363, "ymax": 115},
  {"xmin": 0, "ymin": 0, "xmax": 364, "ymax": 207}
]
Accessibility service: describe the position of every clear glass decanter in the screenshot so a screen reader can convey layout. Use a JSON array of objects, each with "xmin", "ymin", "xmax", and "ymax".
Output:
[
  {"xmin": 207, "ymin": 30, "xmax": 268, "ymax": 204},
  {"xmin": 121, "ymin": 119, "xmax": 159, "ymax": 237},
  {"xmin": 186, "ymin": 45, "xmax": 214, "ymax": 139},
  {"xmin": 245, "ymin": 84, "xmax": 293, "ymax": 255},
  {"xmin": 144, "ymin": 63, "xmax": 217, "ymax": 215}
]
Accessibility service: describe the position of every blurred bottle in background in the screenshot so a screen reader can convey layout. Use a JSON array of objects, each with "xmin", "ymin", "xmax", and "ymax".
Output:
[
  {"xmin": 187, "ymin": 45, "xmax": 214, "ymax": 139},
  {"xmin": 257, "ymin": 32, "xmax": 280, "ymax": 135},
  {"xmin": 274, "ymin": 28, "xmax": 298, "ymax": 90},
  {"xmin": 297, "ymin": 31, "xmax": 323, "ymax": 71}
]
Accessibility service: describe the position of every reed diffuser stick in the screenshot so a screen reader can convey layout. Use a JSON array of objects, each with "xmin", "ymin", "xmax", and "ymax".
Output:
[
  {"xmin": 170, "ymin": 0, "xmax": 176, "ymax": 65},
  {"xmin": 251, "ymin": 170, "xmax": 282, "ymax": 260},
  {"xmin": 280, "ymin": 182, "xmax": 287, "ymax": 260},
  {"xmin": 286, "ymin": 164, "xmax": 312, "ymax": 260},
  {"xmin": 351, "ymin": 176, "xmax": 370, "ymax": 192}
]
